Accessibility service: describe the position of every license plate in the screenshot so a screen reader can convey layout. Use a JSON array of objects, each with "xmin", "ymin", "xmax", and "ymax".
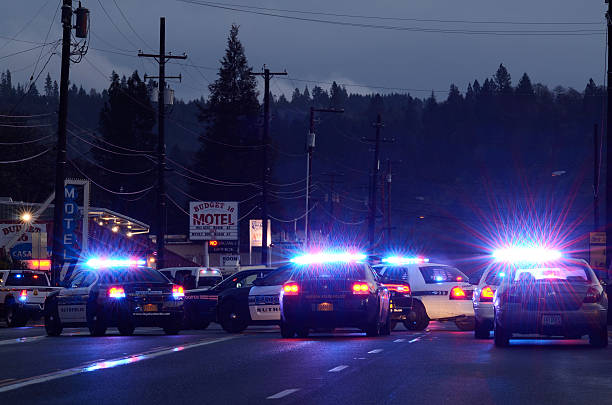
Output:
[
  {"xmin": 317, "ymin": 302, "xmax": 333, "ymax": 312},
  {"xmin": 143, "ymin": 304, "xmax": 158, "ymax": 312},
  {"xmin": 541, "ymin": 314, "xmax": 562, "ymax": 327}
]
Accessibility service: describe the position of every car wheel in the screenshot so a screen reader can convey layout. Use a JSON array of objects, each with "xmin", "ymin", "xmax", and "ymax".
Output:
[
  {"xmin": 390, "ymin": 320, "xmax": 398, "ymax": 330},
  {"xmin": 118, "ymin": 324, "xmax": 135, "ymax": 336},
  {"xmin": 493, "ymin": 313, "xmax": 511, "ymax": 347},
  {"xmin": 280, "ymin": 321, "xmax": 295, "ymax": 338},
  {"xmin": 163, "ymin": 327, "xmax": 180, "ymax": 335},
  {"xmin": 219, "ymin": 300, "xmax": 248, "ymax": 333},
  {"xmin": 404, "ymin": 300, "xmax": 429, "ymax": 331},
  {"xmin": 589, "ymin": 325, "xmax": 608, "ymax": 348},
  {"xmin": 381, "ymin": 311, "xmax": 392, "ymax": 336},
  {"xmin": 195, "ymin": 320, "xmax": 210, "ymax": 330},
  {"xmin": 88, "ymin": 314, "xmax": 107, "ymax": 337},
  {"xmin": 296, "ymin": 327, "xmax": 309, "ymax": 338},
  {"xmin": 474, "ymin": 318, "xmax": 491, "ymax": 339},
  {"xmin": 44, "ymin": 302, "xmax": 63, "ymax": 337},
  {"xmin": 455, "ymin": 316, "xmax": 475, "ymax": 331},
  {"xmin": 6, "ymin": 304, "xmax": 27, "ymax": 327}
]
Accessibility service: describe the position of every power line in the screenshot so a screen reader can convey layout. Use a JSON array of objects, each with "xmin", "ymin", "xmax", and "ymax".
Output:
[
  {"xmin": 0, "ymin": 0, "xmax": 54, "ymax": 51},
  {"xmin": 178, "ymin": 1, "xmax": 605, "ymax": 36},
  {"xmin": 0, "ymin": 135, "xmax": 52, "ymax": 145},
  {"xmin": 0, "ymin": 148, "xmax": 51, "ymax": 164},
  {"xmin": 111, "ymin": 0, "xmax": 154, "ymax": 50},
  {"xmin": 67, "ymin": 145, "xmax": 155, "ymax": 175},
  {"xmin": 96, "ymin": 0, "xmax": 141, "ymax": 49},
  {"xmin": 67, "ymin": 158, "xmax": 155, "ymax": 195}
]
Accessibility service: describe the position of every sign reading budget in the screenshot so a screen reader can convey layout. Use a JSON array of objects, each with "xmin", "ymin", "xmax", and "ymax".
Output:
[{"xmin": 190, "ymin": 201, "xmax": 238, "ymax": 241}]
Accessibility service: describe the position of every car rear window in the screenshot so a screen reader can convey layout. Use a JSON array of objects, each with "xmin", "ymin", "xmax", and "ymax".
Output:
[
  {"xmin": 257, "ymin": 266, "xmax": 294, "ymax": 286},
  {"xmin": 484, "ymin": 269, "xmax": 506, "ymax": 286},
  {"xmin": 380, "ymin": 266, "xmax": 410, "ymax": 282},
  {"xmin": 198, "ymin": 276, "xmax": 223, "ymax": 288},
  {"xmin": 512, "ymin": 264, "xmax": 591, "ymax": 283},
  {"xmin": 6, "ymin": 272, "xmax": 49, "ymax": 286},
  {"xmin": 420, "ymin": 266, "xmax": 467, "ymax": 284},
  {"xmin": 99, "ymin": 268, "xmax": 169, "ymax": 284},
  {"xmin": 290, "ymin": 263, "xmax": 370, "ymax": 281}
]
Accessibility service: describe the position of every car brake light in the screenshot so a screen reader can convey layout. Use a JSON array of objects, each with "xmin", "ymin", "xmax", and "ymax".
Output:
[
  {"xmin": 449, "ymin": 286, "xmax": 467, "ymax": 300},
  {"xmin": 584, "ymin": 287, "xmax": 601, "ymax": 303},
  {"xmin": 480, "ymin": 286, "xmax": 495, "ymax": 302},
  {"xmin": 383, "ymin": 283, "xmax": 411, "ymax": 295},
  {"xmin": 108, "ymin": 287, "xmax": 126, "ymax": 298},
  {"xmin": 283, "ymin": 283, "xmax": 299, "ymax": 296},
  {"xmin": 352, "ymin": 282, "xmax": 369, "ymax": 295},
  {"xmin": 19, "ymin": 290, "xmax": 27, "ymax": 301},
  {"xmin": 172, "ymin": 285, "xmax": 185, "ymax": 299}
]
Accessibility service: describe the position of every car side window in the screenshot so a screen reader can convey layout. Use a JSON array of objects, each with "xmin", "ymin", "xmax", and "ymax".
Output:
[
  {"xmin": 236, "ymin": 274, "xmax": 258, "ymax": 289},
  {"xmin": 69, "ymin": 273, "xmax": 86, "ymax": 288},
  {"xmin": 80, "ymin": 272, "xmax": 97, "ymax": 288}
]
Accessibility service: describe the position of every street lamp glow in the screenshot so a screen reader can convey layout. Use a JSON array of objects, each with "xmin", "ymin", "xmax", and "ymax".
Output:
[
  {"xmin": 20, "ymin": 212, "xmax": 32, "ymax": 222},
  {"xmin": 111, "ymin": 226, "xmax": 119, "ymax": 233}
]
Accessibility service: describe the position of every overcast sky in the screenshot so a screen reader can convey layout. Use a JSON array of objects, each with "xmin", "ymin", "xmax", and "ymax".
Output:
[{"xmin": 0, "ymin": 0, "xmax": 607, "ymax": 101}]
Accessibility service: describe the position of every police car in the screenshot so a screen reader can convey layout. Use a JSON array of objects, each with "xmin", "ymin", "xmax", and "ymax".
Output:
[
  {"xmin": 159, "ymin": 267, "xmax": 223, "ymax": 290},
  {"xmin": 492, "ymin": 248, "xmax": 608, "ymax": 347},
  {"xmin": 44, "ymin": 258, "xmax": 185, "ymax": 336},
  {"xmin": 280, "ymin": 252, "xmax": 391, "ymax": 338},
  {"xmin": 374, "ymin": 257, "xmax": 474, "ymax": 331},
  {"xmin": 472, "ymin": 263, "xmax": 505, "ymax": 338},
  {"xmin": 215, "ymin": 266, "xmax": 289, "ymax": 333},
  {"xmin": 184, "ymin": 267, "xmax": 273, "ymax": 330},
  {"xmin": 0, "ymin": 270, "xmax": 60, "ymax": 327}
]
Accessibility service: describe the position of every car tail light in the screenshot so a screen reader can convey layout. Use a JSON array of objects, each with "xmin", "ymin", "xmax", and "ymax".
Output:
[
  {"xmin": 108, "ymin": 287, "xmax": 126, "ymax": 299},
  {"xmin": 383, "ymin": 283, "xmax": 411, "ymax": 295},
  {"xmin": 352, "ymin": 282, "xmax": 369, "ymax": 295},
  {"xmin": 283, "ymin": 283, "xmax": 299, "ymax": 296},
  {"xmin": 583, "ymin": 287, "xmax": 601, "ymax": 303},
  {"xmin": 172, "ymin": 285, "xmax": 185, "ymax": 299},
  {"xmin": 449, "ymin": 286, "xmax": 468, "ymax": 300},
  {"xmin": 480, "ymin": 286, "xmax": 495, "ymax": 302},
  {"xmin": 19, "ymin": 290, "xmax": 27, "ymax": 302}
]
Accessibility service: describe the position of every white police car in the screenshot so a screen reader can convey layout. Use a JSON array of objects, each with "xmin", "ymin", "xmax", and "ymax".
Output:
[
  {"xmin": 44, "ymin": 258, "xmax": 185, "ymax": 336},
  {"xmin": 374, "ymin": 257, "xmax": 474, "ymax": 331},
  {"xmin": 472, "ymin": 264, "xmax": 506, "ymax": 338}
]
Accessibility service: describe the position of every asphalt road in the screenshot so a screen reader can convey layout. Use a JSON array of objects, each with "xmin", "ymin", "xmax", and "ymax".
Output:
[{"xmin": 1, "ymin": 321, "xmax": 611, "ymax": 405}]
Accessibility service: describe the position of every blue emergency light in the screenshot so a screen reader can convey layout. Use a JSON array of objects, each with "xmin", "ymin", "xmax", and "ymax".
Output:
[{"xmin": 290, "ymin": 252, "xmax": 367, "ymax": 265}]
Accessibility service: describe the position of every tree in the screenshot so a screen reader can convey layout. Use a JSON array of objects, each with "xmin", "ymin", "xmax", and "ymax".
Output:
[
  {"xmin": 329, "ymin": 81, "xmax": 348, "ymax": 108},
  {"xmin": 44, "ymin": 74, "xmax": 53, "ymax": 98},
  {"xmin": 494, "ymin": 63, "xmax": 512, "ymax": 94},
  {"xmin": 191, "ymin": 24, "xmax": 261, "ymax": 205},
  {"xmin": 516, "ymin": 73, "xmax": 534, "ymax": 96}
]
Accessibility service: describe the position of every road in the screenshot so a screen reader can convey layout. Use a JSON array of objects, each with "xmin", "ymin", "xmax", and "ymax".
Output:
[{"xmin": 1, "ymin": 322, "xmax": 611, "ymax": 404}]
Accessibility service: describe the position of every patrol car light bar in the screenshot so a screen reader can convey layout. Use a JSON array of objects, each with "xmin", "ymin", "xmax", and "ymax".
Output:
[
  {"xmin": 85, "ymin": 258, "xmax": 147, "ymax": 269},
  {"xmin": 382, "ymin": 256, "xmax": 429, "ymax": 265},
  {"xmin": 290, "ymin": 252, "xmax": 367, "ymax": 265},
  {"xmin": 492, "ymin": 247, "xmax": 562, "ymax": 263}
]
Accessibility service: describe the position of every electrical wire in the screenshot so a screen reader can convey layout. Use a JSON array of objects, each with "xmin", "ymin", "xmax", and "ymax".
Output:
[
  {"xmin": 96, "ymin": 0, "xmax": 141, "ymax": 49},
  {"xmin": 111, "ymin": 0, "xmax": 154, "ymax": 50},
  {"xmin": 68, "ymin": 121, "xmax": 156, "ymax": 153},
  {"xmin": 0, "ymin": 0, "xmax": 54, "ymax": 51},
  {"xmin": 0, "ymin": 135, "xmax": 52, "ymax": 145},
  {"xmin": 0, "ymin": 43, "xmax": 52, "ymax": 61},
  {"xmin": 268, "ymin": 203, "xmax": 317, "ymax": 223},
  {"xmin": 68, "ymin": 128, "xmax": 154, "ymax": 157},
  {"xmin": 0, "ymin": 148, "xmax": 51, "ymax": 164},
  {"xmin": 238, "ymin": 204, "xmax": 260, "ymax": 221},
  {"xmin": 0, "ymin": 122, "xmax": 52, "ymax": 128},
  {"xmin": 166, "ymin": 156, "xmax": 261, "ymax": 186},
  {"xmin": 67, "ymin": 158, "xmax": 155, "ymax": 195},
  {"xmin": 67, "ymin": 145, "xmax": 155, "ymax": 175}
]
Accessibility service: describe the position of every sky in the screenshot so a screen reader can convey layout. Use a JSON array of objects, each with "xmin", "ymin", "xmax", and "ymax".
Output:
[{"xmin": 0, "ymin": 0, "xmax": 607, "ymax": 101}]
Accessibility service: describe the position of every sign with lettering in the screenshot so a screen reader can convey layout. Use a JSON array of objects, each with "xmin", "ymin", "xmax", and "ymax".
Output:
[
  {"xmin": 0, "ymin": 224, "xmax": 48, "ymax": 261},
  {"xmin": 63, "ymin": 184, "xmax": 80, "ymax": 261},
  {"xmin": 189, "ymin": 201, "xmax": 238, "ymax": 241}
]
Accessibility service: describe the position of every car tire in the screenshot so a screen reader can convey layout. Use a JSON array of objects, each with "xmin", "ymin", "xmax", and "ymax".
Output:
[
  {"xmin": 280, "ymin": 321, "xmax": 295, "ymax": 338},
  {"xmin": 455, "ymin": 316, "xmax": 475, "ymax": 331},
  {"xmin": 219, "ymin": 300, "xmax": 248, "ymax": 333},
  {"xmin": 381, "ymin": 311, "xmax": 392, "ymax": 336},
  {"xmin": 6, "ymin": 303, "xmax": 27, "ymax": 327},
  {"xmin": 404, "ymin": 300, "xmax": 429, "ymax": 331},
  {"xmin": 296, "ymin": 327, "xmax": 309, "ymax": 338},
  {"xmin": 88, "ymin": 314, "xmax": 107, "ymax": 337},
  {"xmin": 163, "ymin": 327, "xmax": 180, "ymax": 335},
  {"xmin": 474, "ymin": 318, "xmax": 491, "ymax": 339},
  {"xmin": 493, "ymin": 313, "xmax": 511, "ymax": 347},
  {"xmin": 44, "ymin": 302, "xmax": 63, "ymax": 337},
  {"xmin": 589, "ymin": 325, "xmax": 608, "ymax": 348},
  {"xmin": 118, "ymin": 324, "xmax": 135, "ymax": 336},
  {"xmin": 195, "ymin": 320, "xmax": 210, "ymax": 330},
  {"xmin": 390, "ymin": 320, "xmax": 398, "ymax": 330}
]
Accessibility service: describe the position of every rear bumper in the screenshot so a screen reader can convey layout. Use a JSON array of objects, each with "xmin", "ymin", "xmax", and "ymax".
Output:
[
  {"xmin": 101, "ymin": 299, "xmax": 184, "ymax": 327},
  {"xmin": 496, "ymin": 304, "xmax": 607, "ymax": 336},
  {"xmin": 17, "ymin": 302, "xmax": 44, "ymax": 317},
  {"xmin": 474, "ymin": 302, "xmax": 494, "ymax": 322},
  {"xmin": 282, "ymin": 296, "xmax": 379, "ymax": 329}
]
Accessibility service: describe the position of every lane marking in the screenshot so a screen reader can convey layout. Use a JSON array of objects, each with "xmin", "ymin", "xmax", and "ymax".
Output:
[
  {"xmin": 393, "ymin": 339, "xmax": 406, "ymax": 343},
  {"xmin": 0, "ymin": 336, "xmax": 45, "ymax": 346},
  {"xmin": 328, "ymin": 365, "xmax": 348, "ymax": 372},
  {"xmin": 0, "ymin": 336, "xmax": 237, "ymax": 393},
  {"xmin": 267, "ymin": 388, "xmax": 300, "ymax": 399},
  {"xmin": 368, "ymin": 349, "xmax": 383, "ymax": 354}
]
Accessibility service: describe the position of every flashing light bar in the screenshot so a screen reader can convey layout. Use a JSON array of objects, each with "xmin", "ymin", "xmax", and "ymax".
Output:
[
  {"xmin": 492, "ymin": 247, "xmax": 562, "ymax": 263},
  {"xmin": 290, "ymin": 252, "xmax": 367, "ymax": 265},
  {"xmin": 382, "ymin": 256, "xmax": 430, "ymax": 265},
  {"xmin": 85, "ymin": 258, "xmax": 147, "ymax": 269}
]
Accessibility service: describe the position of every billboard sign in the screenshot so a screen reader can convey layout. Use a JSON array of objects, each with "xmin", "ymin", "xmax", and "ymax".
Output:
[
  {"xmin": 190, "ymin": 201, "xmax": 238, "ymax": 240},
  {"xmin": 249, "ymin": 219, "xmax": 271, "ymax": 247},
  {"xmin": 0, "ymin": 224, "xmax": 48, "ymax": 261}
]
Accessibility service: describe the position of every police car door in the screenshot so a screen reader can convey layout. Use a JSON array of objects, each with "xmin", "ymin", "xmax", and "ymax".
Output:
[
  {"xmin": 248, "ymin": 271, "xmax": 284, "ymax": 322},
  {"xmin": 57, "ymin": 272, "xmax": 93, "ymax": 323}
]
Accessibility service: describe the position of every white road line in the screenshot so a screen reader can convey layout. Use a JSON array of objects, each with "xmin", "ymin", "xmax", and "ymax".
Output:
[
  {"xmin": 393, "ymin": 339, "xmax": 406, "ymax": 343},
  {"xmin": 267, "ymin": 388, "xmax": 301, "ymax": 399},
  {"xmin": 367, "ymin": 349, "xmax": 383, "ymax": 354},
  {"xmin": 328, "ymin": 365, "xmax": 348, "ymax": 372},
  {"xmin": 0, "ymin": 336, "xmax": 45, "ymax": 346},
  {"xmin": 0, "ymin": 336, "xmax": 236, "ymax": 393}
]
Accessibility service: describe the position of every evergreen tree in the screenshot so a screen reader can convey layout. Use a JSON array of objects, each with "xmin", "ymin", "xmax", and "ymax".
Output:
[
  {"xmin": 329, "ymin": 81, "xmax": 348, "ymax": 108},
  {"xmin": 516, "ymin": 73, "xmax": 534, "ymax": 96},
  {"xmin": 44, "ymin": 74, "xmax": 53, "ymax": 98},
  {"xmin": 494, "ymin": 63, "xmax": 512, "ymax": 94}
]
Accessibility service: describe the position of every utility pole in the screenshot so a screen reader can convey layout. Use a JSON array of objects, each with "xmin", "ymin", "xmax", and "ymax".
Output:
[
  {"xmin": 606, "ymin": 0, "xmax": 612, "ymax": 273},
  {"xmin": 139, "ymin": 17, "xmax": 186, "ymax": 270},
  {"xmin": 305, "ymin": 107, "xmax": 344, "ymax": 247},
  {"xmin": 251, "ymin": 68, "xmax": 286, "ymax": 265},
  {"xmin": 385, "ymin": 159, "xmax": 392, "ymax": 248},
  {"xmin": 594, "ymin": 123, "xmax": 600, "ymax": 230},
  {"xmin": 321, "ymin": 172, "xmax": 344, "ymax": 233},
  {"xmin": 51, "ymin": 1, "xmax": 89, "ymax": 286},
  {"xmin": 363, "ymin": 114, "xmax": 393, "ymax": 251}
]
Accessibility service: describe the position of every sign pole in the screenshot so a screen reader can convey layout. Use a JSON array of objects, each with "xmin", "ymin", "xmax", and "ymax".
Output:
[{"xmin": 203, "ymin": 242, "xmax": 209, "ymax": 267}]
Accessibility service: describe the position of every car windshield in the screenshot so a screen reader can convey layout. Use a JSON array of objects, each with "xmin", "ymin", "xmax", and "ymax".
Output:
[
  {"xmin": 420, "ymin": 265, "xmax": 467, "ymax": 284},
  {"xmin": 98, "ymin": 267, "xmax": 169, "ymax": 284},
  {"xmin": 289, "ymin": 263, "xmax": 370, "ymax": 281},
  {"xmin": 6, "ymin": 271, "xmax": 48, "ymax": 286},
  {"xmin": 511, "ymin": 262, "xmax": 592, "ymax": 283}
]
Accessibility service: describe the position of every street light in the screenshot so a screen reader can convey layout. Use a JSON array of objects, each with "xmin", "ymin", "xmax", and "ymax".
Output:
[
  {"xmin": 111, "ymin": 225, "xmax": 119, "ymax": 233},
  {"xmin": 20, "ymin": 212, "xmax": 32, "ymax": 222}
]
